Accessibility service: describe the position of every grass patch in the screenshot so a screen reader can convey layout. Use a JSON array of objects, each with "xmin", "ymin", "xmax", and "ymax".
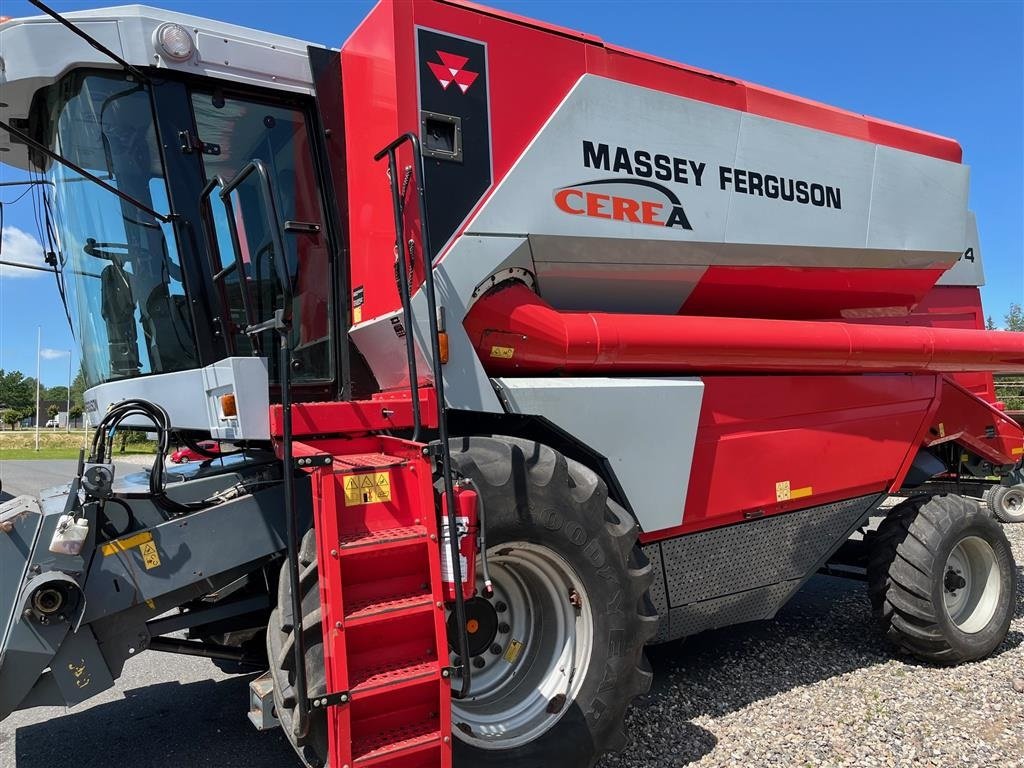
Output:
[{"xmin": 0, "ymin": 429, "xmax": 156, "ymax": 461}]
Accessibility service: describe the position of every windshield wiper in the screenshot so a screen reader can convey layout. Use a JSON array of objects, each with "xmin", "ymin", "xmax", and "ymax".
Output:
[
  {"xmin": 27, "ymin": 0, "xmax": 150, "ymax": 84},
  {"xmin": 0, "ymin": 118, "xmax": 174, "ymax": 224}
]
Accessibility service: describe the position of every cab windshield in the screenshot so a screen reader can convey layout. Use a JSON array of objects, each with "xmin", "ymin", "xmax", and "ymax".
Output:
[{"xmin": 43, "ymin": 71, "xmax": 197, "ymax": 387}]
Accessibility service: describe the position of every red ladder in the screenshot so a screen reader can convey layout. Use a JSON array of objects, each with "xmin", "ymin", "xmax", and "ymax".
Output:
[{"xmin": 297, "ymin": 435, "xmax": 453, "ymax": 768}]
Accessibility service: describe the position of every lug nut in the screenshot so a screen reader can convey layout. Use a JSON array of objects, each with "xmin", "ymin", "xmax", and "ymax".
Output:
[
  {"xmin": 490, "ymin": 644, "xmax": 503, "ymax": 655},
  {"xmin": 495, "ymin": 601, "xmax": 507, "ymax": 613},
  {"xmin": 498, "ymin": 622, "xmax": 510, "ymax": 634},
  {"xmin": 472, "ymin": 657, "xmax": 486, "ymax": 669}
]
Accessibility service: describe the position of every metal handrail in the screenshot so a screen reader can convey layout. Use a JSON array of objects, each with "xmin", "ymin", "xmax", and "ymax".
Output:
[{"xmin": 374, "ymin": 132, "xmax": 473, "ymax": 699}]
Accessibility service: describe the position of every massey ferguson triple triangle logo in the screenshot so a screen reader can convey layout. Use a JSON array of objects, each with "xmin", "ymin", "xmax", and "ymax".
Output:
[{"xmin": 427, "ymin": 50, "xmax": 479, "ymax": 94}]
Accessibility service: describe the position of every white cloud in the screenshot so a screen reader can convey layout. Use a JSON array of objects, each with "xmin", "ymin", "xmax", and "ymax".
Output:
[
  {"xmin": 40, "ymin": 348, "xmax": 70, "ymax": 360},
  {"xmin": 0, "ymin": 227, "xmax": 46, "ymax": 278}
]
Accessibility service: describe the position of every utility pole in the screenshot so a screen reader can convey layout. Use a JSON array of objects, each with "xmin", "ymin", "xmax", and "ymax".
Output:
[
  {"xmin": 34, "ymin": 326, "xmax": 41, "ymax": 452},
  {"xmin": 66, "ymin": 351, "xmax": 72, "ymax": 432}
]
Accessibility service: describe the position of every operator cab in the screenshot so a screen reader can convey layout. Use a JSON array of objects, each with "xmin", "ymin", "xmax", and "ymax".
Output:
[{"xmin": 0, "ymin": 6, "xmax": 355, "ymax": 433}]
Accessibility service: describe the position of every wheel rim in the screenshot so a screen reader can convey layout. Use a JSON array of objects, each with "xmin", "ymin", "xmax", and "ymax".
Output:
[
  {"xmin": 450, "ymin": 541, "xmax": 594, "ymax": 750},
  {"xmin": 998, "ymin": 488, "xmax": 1024, "ymax": 521},
  {"xmin": 942, "ymin": 535, "xmax": 1001, "ymax": 634}
]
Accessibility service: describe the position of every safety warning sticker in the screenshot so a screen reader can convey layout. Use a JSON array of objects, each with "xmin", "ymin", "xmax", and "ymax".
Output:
[
  {"xmin": 139, "ymin": 540, "xmax": 162, "ymax": 570},
  {"xmin": 343, "ymin": 472, "xmax": 392, "ymax": 507}
]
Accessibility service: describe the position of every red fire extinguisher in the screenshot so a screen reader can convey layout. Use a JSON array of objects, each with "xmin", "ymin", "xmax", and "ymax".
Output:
[{"xmin": 441, "ymin": 482, "xmax": 479, "ymax": 602}]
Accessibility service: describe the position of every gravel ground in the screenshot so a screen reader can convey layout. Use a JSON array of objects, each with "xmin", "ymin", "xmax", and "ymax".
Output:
[{"xmin": 600, "ymin": 521, "xmax": 1024, "ymax": 768}]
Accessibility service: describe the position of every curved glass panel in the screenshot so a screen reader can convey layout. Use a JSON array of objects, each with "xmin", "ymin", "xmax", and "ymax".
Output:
[{"xmin": 43, "ymin": 72, "xmax": 197, "ymax": 387}]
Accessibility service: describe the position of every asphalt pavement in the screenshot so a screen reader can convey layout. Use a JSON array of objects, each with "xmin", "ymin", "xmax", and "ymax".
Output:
[{"xmin": 0, "ymin": 460, "xmax": 82, "ymax": 502}]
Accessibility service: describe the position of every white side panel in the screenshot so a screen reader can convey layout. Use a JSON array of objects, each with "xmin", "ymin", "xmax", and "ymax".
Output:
[
  {"xmin": 351, "ymin": 234, "xmax": 533, "ymax": 414},
  {"xmin": 201, "ymin": 357, "xmax": 270, "ymax": 440},
  {"xmin": 467, "ymin": 75, "xmax": 970, "ymax": 258},
  {"xmin": 495, "ymin": 377, "xmax": 704, "ymax": 533},
  {"xmin": 937, "ymin": 211, "xmax": 985, "ymax": 287},
  {"xmin": 84, "ymin": 357, "xmax": 269, "ymax": 439}
]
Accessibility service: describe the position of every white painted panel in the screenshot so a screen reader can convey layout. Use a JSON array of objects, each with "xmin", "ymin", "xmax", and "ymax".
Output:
[{"xmin": 496, "ymin": 377, "xmax": 704, "ymax": 533}]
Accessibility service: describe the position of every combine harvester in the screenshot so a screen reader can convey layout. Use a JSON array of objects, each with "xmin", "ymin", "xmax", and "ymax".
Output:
[{"xmin": 1, "ymin": 1, "xmax": 1022, "ymax": 766}]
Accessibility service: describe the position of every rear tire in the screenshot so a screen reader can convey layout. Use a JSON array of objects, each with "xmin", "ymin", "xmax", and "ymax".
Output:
[
  {"xmin": 267, "ymin": 530, "xmax": 328, "ymax": 767},
  {"xmin": 986, "ymin": 484, "xmax": 1024, "ymax": 524},
  {"xmin": 867, "ymin": 494, "xmax": 1016, "ymax": 664},
  {"xmin": 447, "ymin": 436, "xmax": 658, "ymax": 768}
]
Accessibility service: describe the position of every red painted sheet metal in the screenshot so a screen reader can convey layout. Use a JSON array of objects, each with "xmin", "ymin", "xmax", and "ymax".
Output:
[
  {"xmin": 433, "ymin": 1, "xmax": 962, "ymax": 163},
  {"xmin": 464, "ymin": 283, "xmax": 1024, "ymax": 376},
  {"xmin": 850, "ymin": 284, "xmax": 997, "ymax": 406},
  {"xmin": 926, "ymin": 377, "xmax": 1024, "ymax": 467},
  {"xmin": 640, "ymin": 374, "xmax": 941, "ymax": 540},
  {"xmin": 271, "ymin": 391, "xmax": 439, "ymax": 438},
  {"xmin": 679, "ymin": 265, "xmax": 948, "ymax": 321}
]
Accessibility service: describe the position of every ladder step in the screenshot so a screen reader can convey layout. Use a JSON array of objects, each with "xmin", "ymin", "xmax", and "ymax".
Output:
[
  {"xmin": 334, "ymin": 452, "xmax": 407, "ymax": 471},
  {"xmin": 353, "ymin": 719, "xmax": 441, "ymax": 765},
  {"xmin": 350, "ymin": 657, "xmax": 438, "ymax": 696},
  {"xmin": 339, "ymin": 525, "xmax": 428, "ymax": 553},
  {"xmin": 345, "ymin": 591, "xmax": 435, "ymax": 626}
]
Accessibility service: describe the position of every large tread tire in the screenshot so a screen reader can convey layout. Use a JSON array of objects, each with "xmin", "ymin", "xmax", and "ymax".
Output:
[
  {"xmin": 267, "ymin": 530, "xmax": 328, "ymax": 767},
  {"xmin": 987, "ymin": 484, "xmax": 1024, "ymax": 524},
  {"xmin": 866, "ymin": 494, "xmax": 1016, "ymax": 665},
  {"xmin": 447, "ymin": 436, "xmax": 658, "ymax": 768}
]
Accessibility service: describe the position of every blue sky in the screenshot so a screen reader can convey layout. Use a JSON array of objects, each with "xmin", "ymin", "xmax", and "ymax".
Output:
[{"xmin": 0, "ymin": 0, "xmax": 1021, "ymax": 386}]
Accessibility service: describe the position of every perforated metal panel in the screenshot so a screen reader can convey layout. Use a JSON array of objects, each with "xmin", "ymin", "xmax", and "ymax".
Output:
[
  {"xmin": 662, "ymin": 495, "xmax": 877, "ymax": 607},
  {"xmin": 666, "ymin": 580, "xmax": 800, "ymax": 639},
  {"xmin": 642, "ymin": 495, "xmax": 880, "ymax": 644}
]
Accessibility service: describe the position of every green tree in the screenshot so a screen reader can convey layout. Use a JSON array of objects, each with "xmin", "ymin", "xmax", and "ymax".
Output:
[
  {"xmin": 46, "ymin": 385, "xmax": 69, "ymax": 404},
  {"xmin": 0, "ymin": 369, "xmax": 35, "ymax": 412},
  {"xmin": 0, "ymin": 409, "xmax": 19, "ymax": 430},
  {"xmin": 70, "ymin": 366, "xmax": 87, "ymax": 410},
  {"xmin": 1005, "ymin": 303, "xmax": 1023, "ymax": 332},
  {"xmin": 47, "ymin": 404, "xmax": 60, "ymax": 419},
  {"xmin": 985, "ymin": 315, "xmax": 997, "ymax": 330}
]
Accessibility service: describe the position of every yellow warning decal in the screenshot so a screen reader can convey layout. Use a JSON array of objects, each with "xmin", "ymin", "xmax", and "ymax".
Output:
[
  {"xmin": 776, "ymin": 481, "xmax": 812, "ymax": 502},
  {"xmin": 490, "ymin": 345, "xmax": 515, "ymax": 360},
  {"xmin": 101, "ymin": 531, "xmax": 153, "ymax": 556},
  {"xmin": 937, "ymin": 422, "xmax": 946, "ymax": 438},
  {"xmin": 343, "ymin": 471, "xmax": 392, "ymax": 507},
  {"xmin": 775, "ymin": 481, "xmax": 791, "ymax": 502},
  {"xmin": 1012, "ymin": 446, "xmax": 1024, "ymax": 456},
  {"xmin": 503, "ymin": 638, "xmax": 524, "ymax": 664},
  {"xmin": 139, "ymin": 540, "xmax": 162, "ymax": 570},
  {"xmin": 352, "ymin": 306, "xmax": 362, "ymax": 324}
]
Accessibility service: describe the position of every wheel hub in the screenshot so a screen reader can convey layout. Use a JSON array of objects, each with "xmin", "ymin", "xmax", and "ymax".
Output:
[
  {"xmin": 1003, "ymin": 489, "xmax": 1023, "ymax": 513},
  {"xmin": 449, "ymin": 542, "xmax": 594, "ymax": 751},
  {"xmin": 942, "ymin": 535, "xmax": 1001, "ymax": 634},
  {"xmin": 448, "ymin": 596, "xmax": 499, "ymax": 658}
]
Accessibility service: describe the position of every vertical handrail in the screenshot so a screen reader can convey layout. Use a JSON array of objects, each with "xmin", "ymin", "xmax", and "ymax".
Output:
[
  {"xmin": 379, "ymin": 149, "xmax": 423, "ymax": 441},
  {"xmin": 374, "ymin": 133, "xmax": 472, "ymax": 699},
  {"xmin": 200, "ymin": 158, "xmax": 308, "ymax": 733}
]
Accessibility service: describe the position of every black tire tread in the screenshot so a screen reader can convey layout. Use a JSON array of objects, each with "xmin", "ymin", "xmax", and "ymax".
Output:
[{"xmin": 867, "ymin": 493, "xmax": 1015, "ymax": 665}]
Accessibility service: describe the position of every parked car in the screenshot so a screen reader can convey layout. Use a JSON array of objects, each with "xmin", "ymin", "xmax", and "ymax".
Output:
[
  {"xmin": 170, "ymin": 441, "xmax": 221, "ymax": 463},
  {"xmin": 45, "ymin": 419, "xmax": 59, "ymax": 428}
]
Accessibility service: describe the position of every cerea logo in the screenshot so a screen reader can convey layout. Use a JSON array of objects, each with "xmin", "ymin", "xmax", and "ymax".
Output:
[{"xmin": 553, "ymin": 179, "xmax": 693, "ymax": 230}]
